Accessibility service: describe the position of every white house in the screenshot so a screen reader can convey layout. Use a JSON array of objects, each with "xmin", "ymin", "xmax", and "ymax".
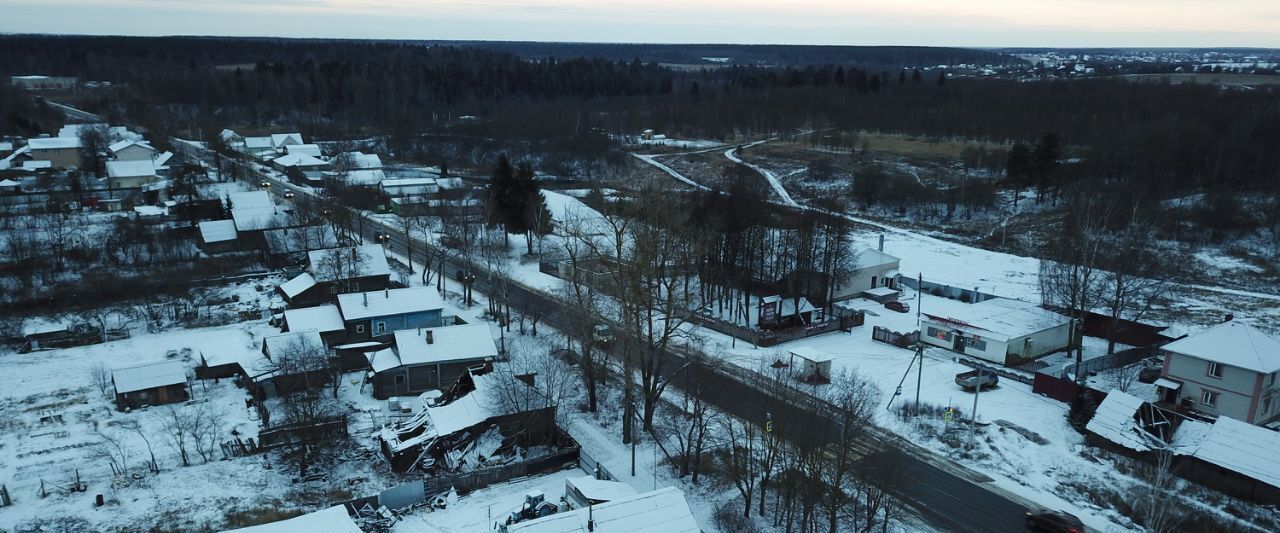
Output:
[
  {"xmin": 109, "ymin": 139, "xmax": 156, "ymax": 161},
  {"xmin": 380, "ymin": 177, "xmax": 439, "ymax": 197},
  {"xmin": 832, "ymin": 247, "xmax": 900, "ymax": 301},
  {"xmin": 105, "ymin": 159, "xmax": 159, "ymax": 189},
  {"xmin": 919, "ymin": 298, "xmax": 1070, "ymax": 365},
  {"xmin": 270, "ymin": 133, "xmax": 304, "ymax": 151}
]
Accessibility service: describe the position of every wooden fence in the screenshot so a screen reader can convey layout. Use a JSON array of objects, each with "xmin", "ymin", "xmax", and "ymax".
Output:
[
  {"xmin": 258, "ymin": 415, "xmax": 348, "ymax": 449},
  {"xmin": 422, "ymin": 447, "xmax": 580, "ymax": 495}
]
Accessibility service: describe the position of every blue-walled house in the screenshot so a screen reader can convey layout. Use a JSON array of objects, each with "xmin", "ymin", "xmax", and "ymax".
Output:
[{"xmin": 337, "ymin": 287, "xmax": 446, "ymax": 342}]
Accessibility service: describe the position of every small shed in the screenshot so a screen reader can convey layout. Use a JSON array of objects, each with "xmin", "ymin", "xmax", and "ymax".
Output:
[
  {"xmin": 112, "ymin": 360, "xmax": 190, "ymax": 411},
  {"xmin": 197, "ymin": 219, "xmax": 239, "ymax": 253},
  {"xmin": 283, "ymin": 305, "xmax": 347, "ymax": 346},
  {"xmin": 788, "ymin": 347, "xmax": 833, "ymax": 384}
]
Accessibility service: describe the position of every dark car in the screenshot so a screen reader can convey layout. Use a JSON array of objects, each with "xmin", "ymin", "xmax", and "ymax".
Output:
[
  {"xmin": 1026, "ymin": 509, "xmax": 1083, "ymax": 532},
  {"xmin": 884, "ymin": 300, "xmax": 910, "ymax": 313}
]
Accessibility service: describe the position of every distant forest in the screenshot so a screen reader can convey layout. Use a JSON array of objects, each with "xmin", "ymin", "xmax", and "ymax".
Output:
[{"xmin": 1, "ymin": 35, "xmax": 1278, "ymax": 199}]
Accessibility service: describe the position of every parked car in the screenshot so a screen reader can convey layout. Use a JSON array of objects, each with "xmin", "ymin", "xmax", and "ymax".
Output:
[
  {"xmin": 884, "ymin": 300, "xmax": 910, "ymax": 313},
  {"xmin": 1025, "ymin": 509, "xmax": 1083, "ymax": 532},
  {"xmin": 955, "ymin": 369, "xmax": 999, "ymax": 391}
]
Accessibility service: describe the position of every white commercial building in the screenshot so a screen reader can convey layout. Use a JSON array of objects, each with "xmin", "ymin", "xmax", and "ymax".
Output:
[{"xmin": 919, "ymin": 298, "xmax": 1070, "ymax": 365}]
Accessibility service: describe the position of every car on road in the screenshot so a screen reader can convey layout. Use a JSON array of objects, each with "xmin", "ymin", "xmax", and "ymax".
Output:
[
  {"xmin": 259, "ymin": 180, "xmax": 271, "ymax": 189},
  {"xmin": 283, "ymin": 191, "xmax": 295, "ymax": 199},
  {"xmin": 1025, "ymin": 509, "xmax": 1083, "ymax": 532},
  {"xmin": 884, "ymin": 300, "xmax": 910, "ymax": 313}
]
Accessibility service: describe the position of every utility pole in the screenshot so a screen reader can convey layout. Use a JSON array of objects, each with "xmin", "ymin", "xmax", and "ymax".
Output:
[
  {"xmin": 916, "ymin": 272, "xmax": 923, "ymax": 327},
  {"xmin": 970, "ymin": 371, "xmax": 982, "ymax": 443},
  {"xmin": 915, "ymin": 343, "xmax": 923, "ymax": 410}
]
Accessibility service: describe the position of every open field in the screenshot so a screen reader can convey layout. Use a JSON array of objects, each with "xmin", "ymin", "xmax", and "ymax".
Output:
[{"xmin": 1116, "ymin": 73, "xmax": 1280, "ymax": 87}]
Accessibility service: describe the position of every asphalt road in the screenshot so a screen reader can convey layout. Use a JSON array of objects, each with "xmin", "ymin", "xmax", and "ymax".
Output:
[{"xmin": 187, "ymin": 142, "xmax": 1049, "ymax": 533}]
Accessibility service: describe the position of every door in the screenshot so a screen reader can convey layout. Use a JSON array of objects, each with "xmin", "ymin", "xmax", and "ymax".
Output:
[{"xmin": 953, "ymin": 334, "xmax": 966, "ymax": 354}]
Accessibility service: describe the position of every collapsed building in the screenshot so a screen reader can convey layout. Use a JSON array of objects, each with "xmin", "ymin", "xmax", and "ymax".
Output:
[{"xmin": 379, "ymin": 367, "xmax": 558, "ymax": 473}]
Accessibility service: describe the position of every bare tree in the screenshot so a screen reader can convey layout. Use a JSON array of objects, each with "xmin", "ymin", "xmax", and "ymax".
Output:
[
  {"xmin": 315, "ymin": 246, "xmax": 367, "ymax": 294},
  {"xmin": 76, "ymin": 305, "xmax": 132, "ymax": 343},
  {"xmin": 190, "ymin": 405, "xmax": 226, "ymax": 463},
  {"xmin": 1039, "ymin": 192, "xmax": 1111, "ymax": 364},
  {"xmin": 718, "ymin": 415, "xmax": 762, "ymax": 519},
  {"xmin": 89, "ymin": 361, "xmax": 113, "ymax": 400},
  {"xmin": 120, "ymin": 420, "xmax": 160, "ymax": 473},
  {"xmin": 90, "ymin": 428, "xmax": 131, "ymax": 477},
  {"xmin": 157, "ymin": 405, "xmax": 194, "ymax": 467},
  {"xmin": 78, "ymin": 124, "xmax": 111, "ymax": 197},
  {"xmin": 1135, "ymin": 449, "xmax": 1186, "ymax": 533},
  {"xmin": 1097, "ymin": 208, "xmax": 1170, "ymax": 354}
]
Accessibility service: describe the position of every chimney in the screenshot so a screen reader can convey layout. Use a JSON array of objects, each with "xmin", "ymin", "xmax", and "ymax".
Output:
[
  {"xmin": 426, "ymin": 330, "xmax": 434, "ymax": 344},
  {"xmin": 878, "ymin": 234, "xmax": 884, "ymax": 252},
  {"xmin": 363, "ymin": 292, "xmax": 368, "ymax": 307}
]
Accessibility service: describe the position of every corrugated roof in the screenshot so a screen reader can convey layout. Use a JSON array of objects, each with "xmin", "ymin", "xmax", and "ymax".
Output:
[
  {"xmin": 198, "ymin": 219, "xmax": 238, "ymax": 243},
  {"xmin": 262, "ymin": 330, "xmax": 324, "ymax": 357},
  {"xmin": 507, "ymin": 487, "xmax": 700, "ymax": 533},
  {"xmin": 1162, "ymin": 320, "xmax": 1280, "ymax": 373},
  {"xmin": 309, "ymin": 245, "xmax": 391, "ymax": 282},
  {"xmin": 227, "ymin": 190, "xmax": 274, "ymax": 210},
  {"xmin": 566, "ymin": 476, "xmax": 638, "ymax": 503},
  {"xmin": 112, "ymin": 360, "xmax": 188, "ymax": 395},
  {"xmin": 279, "ymin": 272, "xmax": 317, "ymax": 299},
  {"xmin": 391, "ymin": 323, "xmax": 498, "ymax": 368},
  {"xmin": 284, "ymin": 305, "xmax": 344, "ymax": 333},
  {"xmin": 1188, "ymin": 416, "xmax": 1280, "ymax": 489},
  {"xmin": 336, "ymin": 286, "xmax": 443, "ymax": 321},
  {"xmin": 28, "ymin": 137, "xmax": 81, "ymax": 150},
  {"xmin": 106, "ymin": 159, "xmax": 157, "ymax": 178},
  {"xmin": 921, "ymin": 298, "xmax": 1068, "ymax": 342},
  {"xmin": 1085, "ymin": 390, "xmax": 1151, "ymax": 452}
]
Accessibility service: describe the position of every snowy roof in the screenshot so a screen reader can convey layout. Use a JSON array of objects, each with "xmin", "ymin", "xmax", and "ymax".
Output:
[
  {"xmin": 0, "ymin": 178, "xmax": 20, "ymax": 187},
  {"xmin": 1161, "ymin": 320, "xmax": 1280, "ymax": 373},
  {"xmin": 788, "ymin": 346, "xmax": 831, "ymax": 363},
  {"xmin": 106, "ymin": 159, "xmax": 157, "ymax": 178},
  {"xmin": 133, "ymin": 205, "xmax": 168, "ymax": 217},
  {"xmin": 864, "ymin": 286, "xmax": 899, "ymax": 297},
  {"xmin": 219, "ymin": 129, "xmax": 243, "ymax": 143},
  {"xmin": 153, "ymin": 151, "xmax": 175, "ymax": 167},
  {"xmin": 566, "ymin": 476, "xmax": 638, "ymax": 503},
  {"xmin": 1085, "ymin": 390, "xmax": 1151, "ymax": 452},
  {"xmin": 284, "ymin": 305, "xmax": 345, "ymax": 333},
  {"xmin": 336, "ymin": 286, "xmax": 443, "ymax": 321},
  {"xmin": 336, "ymin": 151, "xmax": 382, "ymax": 169},
  {"xmin": 228, "ymin": 190, "xmax": 274, "ymax": 210},
  {"xmin": 368, "ymin": 348, "xmax": 401, "ymax": 373},
  {"xmin": 270, "ymin": 133, "xmax": 304, "ymax": 148},
  {"xmin": 28, "ymin": 137, "xmax": 81, "ymax": 150},
  {"xmin": 243, "ymin": 136, "xmax": 272, "ymax": 150},
  {"xmin": 425, "ymin": 381, "xmax": 495, "ymax": 436},
  {"xmin": 263, "ymin": 330, "xmax": 324, "ymax": 358},
  {"xmin": 338, "ymin": 168, "xmax": 387, "ymax": 185},
  {"xmin": 232, "ymin": 207, "xmax": 283, "ymax": 231},
  {"xmin": 279, "ymin": 272, "xmax": 318, "ymax": 299},
  {"xmin": 308, "ymin": 245, "xmax": 392, "ymax": 282},
  {"xmin": 381, "ymin": 177, "xmax": 437, "ymax": 187},
  {"xmin": 112, "ymin": 360, "xmax": 188, "ymax": 395},
  {"xmin": 273, "ymin": 152, "xmax": 328, "ymax": 168},
  {"xmin": 762, "ymin": 295, "xmax": 817, "ymax": 317},
  {"xmin": 283, "ymin": 143, "xmax": 322, "ymax": 157},
  {"xmin": 851, "ymin": 247, "xmax": 900, "ymax": 270},
  {"xmin": 57, "ymin": 123, "xmax": 105, "ymax": 138},
  {"xmin": 198, "ymin": 219, "xmax": 238, "ymax": 243},
  {"xmin": 389, "ymin": 323, "xmax": 499, "ymax": 368},
  {"xmin": 1187, "ymin": 416, "xmax": 1280, "ymax": 489},
  {"xmin": 109, "ymin": 139, "xmax": 154, "ymax": 154},
  {"xmin": 264, "ymin": 225, "xmax": 339, "ymax": 255},
  {"xmin": 507, "ymin": 487, "xmax": 700, "ymax": 533},
  {"xmin": 921, "ymin": 298, "xmax": 1068, "ymax": 342},
  {"xmin": 226, "ymin": 505, "xmax": 361, "ymax": 533}
]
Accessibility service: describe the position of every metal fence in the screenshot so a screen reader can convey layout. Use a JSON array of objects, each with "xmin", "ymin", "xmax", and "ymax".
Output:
[
  {"xmin": 871, "ymin": 326, "xmax": 919, "ymax": 348},
  {"xmin": 1055, "ymin": 347, "xmax": 1152, "ymax": 379}
]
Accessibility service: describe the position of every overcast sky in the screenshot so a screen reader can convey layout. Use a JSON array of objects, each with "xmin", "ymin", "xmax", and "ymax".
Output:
[{"xmin": 1, "ymin": 0, "xmax": 1277, "ymax": 48}]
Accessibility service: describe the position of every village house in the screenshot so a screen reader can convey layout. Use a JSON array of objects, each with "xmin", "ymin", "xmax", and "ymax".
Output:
[
  {"xmin": 272, "ymin": 152, "xmax": 329, "ymax": 182},
  {"xmin": 108, "ymin": 139, "xmax": 156, "ymax": 161},
  {"xmin": 1156, "ymin": 320, "xmax": 1280, "ymax": 426},
  {"xmin": 380, "ymin": 177, "xmax": 439, "ymax": 198},
  {"xmin": 281, "ymin": 143, "xmax": 322, "ymax": 157},
  {"xmin": 111, "ymin": 360, "xmax": 190, "ymax": 411},
  {"xmin": 278, "ymin": 272, "xmax": 324, "ymax": 307},
  {"xmin": 270, "ymin": 133, "xmax": 304, "ymax": 152},
  {"xmin": 308, "ymin": 244, "xmax": 392, "ymax": 295},
  {"xmin": 241, "ymin": 136, "xmax": 274, "ymax": 158},
  {"xmin": 26, "ymin": 137, "xmax": 82, "ymax": 169},
  {"xmin": 105, "ymin": 159, "xmax": 159, "ymax": 190},
  {"xmin": 836, "ymin": 246, "xmax": 901, "ymax": 302},
  {"xmin": 282, "ymin": 304, "xmax": 347, "ymax": 347},
  {"xmin": 336, "ymin": 286, "xmax": 445, "ymax": 342},
  {"xmin": 256, "ymin": 329, "xmax": 330, "ymax": 398},
  {"xmin": 228, "ymin": 190, "xmax": 285, "ymax": 247},
  {"xmin": 919, "ymin": 297, "xmax": 1071, "ymax": 365},
  {"xmin": 367, "ymin": 323, "xmax": 498, "ymax": 398}
]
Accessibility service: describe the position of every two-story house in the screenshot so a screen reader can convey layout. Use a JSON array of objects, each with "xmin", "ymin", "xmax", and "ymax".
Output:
[
  {"xmin": 336, "ymin": 286, "xmax": 445, "ymax": 342},
  {"xmin": 1158, "ymin": 320, "xmax": 1280, "ymax": 426}
]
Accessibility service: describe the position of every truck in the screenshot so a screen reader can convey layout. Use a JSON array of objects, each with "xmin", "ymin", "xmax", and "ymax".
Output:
[{"xmin": 955, "ymin": 369, "xmax": 998, "ymax": 391}]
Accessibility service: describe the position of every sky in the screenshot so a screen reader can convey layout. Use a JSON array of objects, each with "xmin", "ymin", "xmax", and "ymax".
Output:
[{"xmin": 0, "ymin": 0, "xmax": 1277, "ymax": 48}]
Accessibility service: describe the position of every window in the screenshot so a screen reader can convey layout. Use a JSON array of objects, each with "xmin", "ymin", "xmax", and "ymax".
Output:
[
  {"xmin": 1207, "ymin": 362, "xmax": 1223, "ymax": 378},
  {"xmin": 355, "ymin": 324, "xmax": 365, "ymax": 333},
  {"xmin": 927, "ymin": 327, "xmax": 951, "ymax": 342},
  {"xmin": 376, "ymin": 322, "xmax": 386, "ymax": 334},
  {"xmin": 394, "ymin": 374, "xmax": 405, "ymax": 385},
  {"xmin": 1200, "ymin": 390, "xmax": 1218, "ymax": 407},
  {"xmin": 968, "ymin": 338, "xmax": 988, "ymax": 351}
]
